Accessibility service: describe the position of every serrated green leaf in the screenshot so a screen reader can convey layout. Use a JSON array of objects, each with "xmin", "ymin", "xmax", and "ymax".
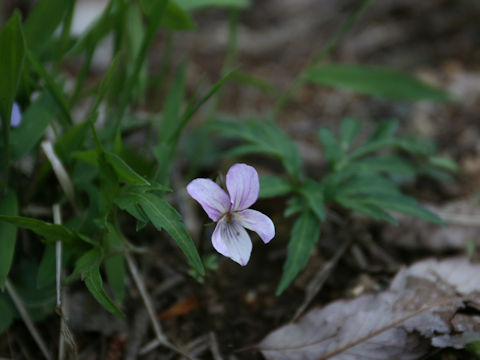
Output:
[
  {"xmin": 277, "ymin": 211, "xmax": 320, "ymax": 295},
  {"xmin": 0, "ymin": 191, "xmax": 18, "ymax": 288},
  {"xmin": 139, "ymin": 193, "xmax": 205, "ymax": 275},
  {"xmin": 175, "ymin": 0, "xmax": 250, "ymax": 10},
  {"xmin": 304, "ymin": 64, "xmax": 450, "ymax": 101},
  {"xmin": 24, "ymin": 0, "xmax": 69, "ymax": 56},
  {"xmin": 0, "ymin": 216, "xmax": 79, "ymax": 245},
  {"xmin": 37, "ymin": 245, "xmax": 55, "ymax": 288},
  {"xmin": 259, "ymin": 176, "xmax": 291, "ymax": 198},
  {"xmin": 85, "ymin": 267, "xmax": 124, "ymax": 316},
  {"xmin": 104, "ymin": 254, "xmax": 126, "ymax": 304},
  {"xmin": 339, "ymin": 117, "xmax": 362, "ymax": 151},
  {"xmin": 106, "ymin": 152, "xmax": 150, "ymax": 185},
  {"xmin": 0, "ymin": 297, "xmax": 15, "ymax": 334},
  {"xmin": 0, "ymin": 11, "xmax": 25, "ymax": 157},
  {"xmin": 115, "ymin": 190, "xmax": 204, "ymax": 275}
]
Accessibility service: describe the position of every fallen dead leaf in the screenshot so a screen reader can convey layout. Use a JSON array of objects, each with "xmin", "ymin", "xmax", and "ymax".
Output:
[
  {"xmin": 382, "ymin": 198, "xmax": 480, "ymax": 251},
  {"xmin": 259, "ymin": 257, "xmax": 480, "ymax": 360}
]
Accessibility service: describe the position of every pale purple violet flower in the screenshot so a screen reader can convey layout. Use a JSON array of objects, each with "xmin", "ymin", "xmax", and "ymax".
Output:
[
  {"xmin": 10, "ymin": 102, "xmax": 22, "ymax": 127},
  {"xmin": 187, "ymin": 163, "xmax": 275, "ymax": 266}
]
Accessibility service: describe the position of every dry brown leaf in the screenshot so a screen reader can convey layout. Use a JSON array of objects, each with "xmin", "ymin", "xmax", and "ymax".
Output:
[
  {"xmin": 259, "ymin": 258, "xmax": 480, "ymax": 360},
  {"xmin": 382, "ymin": 198, "xmax": 480, "ymax": 251}
]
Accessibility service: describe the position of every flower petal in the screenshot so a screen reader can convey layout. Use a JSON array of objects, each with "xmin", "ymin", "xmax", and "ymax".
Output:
[
  {"xmin": 187, "ymin": 178, "xmax": 230, "ymax": 221},
  {"xmin": 236, "ymin": 209, "xmax": 275, "ymax": 243},
  {"xmin": 10, "ymin": 102, "xmax": 22, "ymax": 127},
  {"xmin": 226, "ymin": 163, "xmax": 259, "ymax": 211},
  {"xmin": 212, "ymin": 218, "xmax": 252, "ymax": 266}
]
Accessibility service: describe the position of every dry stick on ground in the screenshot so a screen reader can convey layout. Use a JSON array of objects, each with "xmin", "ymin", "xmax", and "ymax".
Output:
[
  {"xmin": 292, "ymin": 236, "xmax": 354, "ymax": 322},
  {"xmin": 208, "ymin": 332, "xmax": 224, "ymax": 360},
  {"xmin": 124, "ymin": 252, "xmax": 193, "ymax": 359},
  {"xmin": 5, "ymin": 280, "xmax": 52, "ymax": 360},
  {"xmin": 434, "ymin": 211, "xmax": 480, "ymax": 227}
]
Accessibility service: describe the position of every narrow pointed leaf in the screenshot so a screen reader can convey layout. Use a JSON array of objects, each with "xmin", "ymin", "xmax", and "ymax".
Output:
[
  {"xmin": 0, "ymin": 11, "xmax": 25, "ymax": 155},
  {"xmin": 259, "ymin": 176, "xmax": 291, "ymax": 198},
  {"xmin": 277, "ymin": 211, "xmax": 320, "ymax": 295},
  {"xmin": 304, "ymin": 64, "xmax": 450, "ymax": 101},
  {"xmin": 0, "ymin": 191, "xmax": 18, "ymax": 288}
]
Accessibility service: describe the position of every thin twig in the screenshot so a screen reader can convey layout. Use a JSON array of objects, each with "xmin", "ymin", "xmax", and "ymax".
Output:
[
  {"xmin": 5, "ymin": 279, "xmax": 52, "ymax": 360},
  {"xmin": 208, "ymin": 332, "xmax": 224, "ymax": 360},
  {"xmin": 125, "ymin": 252, "xmax": 192, "ymax": 358},
  {"xmin": 292, "ymin": 237, "xmax": 353, "ymax": 321}
]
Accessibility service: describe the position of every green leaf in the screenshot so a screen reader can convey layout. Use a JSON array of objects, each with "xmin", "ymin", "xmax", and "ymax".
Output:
[
  {"xmin": 23, "ymin": 0, "xmax": 69, "ymax": 56},
  {"xmin": 104, "ymin": 254, "xmax": 126, "ymax": 304},
  {"xmin": 304, "ymin": 64, "xmax": 450, "ymax": 101},
  {"xmin": 428, "ymin": 156, "xmax": 458, "ymax": 172},
  {"xmin": 85, "ymin": 267, "xmax": 124, "ymax": 316},
  {"xmin": 159, "ymin": 1, "xmax": 196, "ymax": 30},
  {"xmin": 259, "ymin": 176, "xmax": 291, "ymax": 198},
  {"xmin": 103, "ymin": 223, "xmax": 126, "ymax": 303},
  {"xmin": 139, "ymin": 193, "xmax": 205, "ymax": 275},
  {"xmin": 211, "ymin": 118, "xmax": 302, "ymax": 178},
  {"xmin": 175, "ymin": 0, "xmax": 250, "ymax": 10},
  {"xmin": 0, "ymin": 216, "xmax": 79, "ymax": 245},
  {"xmin": 0, "ymin": 297, "xmax": 15, "ymax": 334},
  {"xmin": 0, "ymin": 191, "xmax": 18, "ymax": 288},
  {"xmin": 350, "ymin": 194, "xmax": 444, "ymax": 225},
  {"xmin": 299, "ymin": 180, "xmax": 326, "ymax": 221},
  {"xmin": 277, "ymin": 211, "xmax": 320, "ymax": 295},
  {"xmin": 7, "ymin": 94, "xmax": 54, "ymax": 161},
  {"xmin": 115, "ymin": 190, "xmax": 204, "ymax": 275},
  {"xmin": 105, "ymin": 152, "xmax": 150, "ymax": 185},
  {"xmin": 317, "ymin": 128, "xmax": 343, "ymax": 165},
  {"xmin": 352, "ymin": 156, "xmax": 416, "ymax": 176},
  {"xmin": 37, "ymin": 245, "xmax": 56, "ymax": 288},
  {"xmin": 0, "ymin": 11, "xmax": 25, "ymax": 156},
  {"xmin": 333, "ymin": 175, "xmax": 401, "ymax": 198},
  {"xmin": 55, "ymin": 121, "xmax": 91, "ymax": 161},
  {"xmin": 339, "ymin": 117, "xmax": 362, "ymax": 151},
  {"xmin": 159, "ymin": 62, "xmax": 186, "ymax": 143},
  {"xmin": 284, "ymin": 197, "xmax": 306, "ymax": 218},
  {"xmin": 26, "ymin": 51, "xmax": 72, "ymax": 127},
  {"xmin": 337, "ymin": 198, "xmax": 397, "ymax": 224},
  {"xmin": 180, "ymin": 71, "xmax": 234, "ymax": 135}
]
